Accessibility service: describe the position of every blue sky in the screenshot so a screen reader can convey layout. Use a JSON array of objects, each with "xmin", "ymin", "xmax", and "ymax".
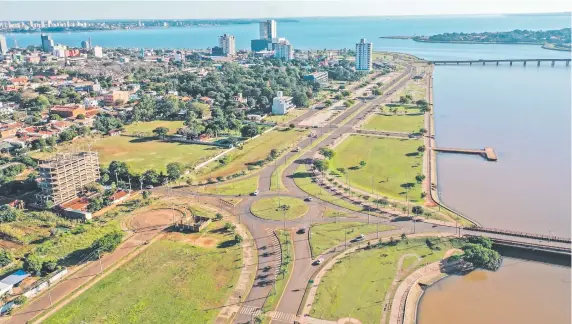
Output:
[{"xmin": 1, "ymin": 0, "xmax": 571, "ymax": 20}]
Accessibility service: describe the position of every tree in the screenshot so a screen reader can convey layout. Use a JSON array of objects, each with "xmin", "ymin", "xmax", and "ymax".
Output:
[
  {"xmin": 166, "ymin": 162, "xmax": 183, "ymax": 181},
  {"xmin": 401, "ymin": 233, "xmax": 407, "ymax": 240},
  {"xmin": 49, "ymin": 114, "xmax": 63, "ymax": 121},
  {"xmin": 0, "ymin": 249, "xmax": 13, "ymax": 267},
  {"xmin": 77, "ymin": 113, "xmax": 86, "ymax": 120},
  {"xmin": 359, "ymin": 160, "xmax": 367, "ymax": 168},
  {"xmin": 461, "ymin": 243, "xmax": 502, "ymax": 271},
  {"xmin": 241, "ymin": 124, "xmax": 259, "ymax": 138},
  {"xmin": 269, "ymin": 149, "xmax": 279, "ymax": 160},
  {"xmin": 234, "ymin": 234, "xmax": 243, "ymax": 244},
  {"xmin": 92, "ymin": 231, "xmax": 124, "ymax": 253},
  {"xmin": 0, "ymin": 205, "xmax": 19, "ymax": 223},
  {"xmin": 415, "ymin": 174, "xmax": 426, "ymax": 184},
  {"xmin": 313, "ymin": 159, "xmax": 329, "ymax": 172},
  {"xmin": 13, "ymin": 295, "xmax": 27, "ymax": 305},
  {"xmin": 319, "ymin": 147, "xmax": 335, "ymax": 159},
  {"xmin": 336, "ymin": 167, "xmax": 346, "ymax": 174},
  {"xmin": 417, "ymin": 145, "xmax": 426, "ymax": 153},
  {"xmin": 142, "ymin": 169, "xmax": 160, "ymax": 185},
  {"xmin": 153, "ymin": 127, "xmax": 169, "ymax": 139},
  {"xmin": 223, "ymin": 222, "xmax": 236, "ymax": 233},
  {"xmin": 23, "ymin": 253, "xmax": 43, "ymax": 276},
  {"xmin": 42, "ymin": 260, "xmax": 58, "ymax": 273},
  {"xmin": 292, "ymin": 91, "xmax": 309, "ymax": 107},
  {"xmin": 142, "ymin": 190, "xmax": 151, "ymax": 200},
  {"xmin": 289, "ymin": 123, "xmax": 295, "ymax": 129},
  {"xmin": 399, "ymin": 96, "xmax": 411, "ymax": 104},
  {"xmin": 215, "ymin": 213, "xmax": 223, "ymax": 221},
  {"xmin": 419, "ymin": 128, "xmax": 427, "ymax": 134},
  {"xmin": 412, "ymin": 205, "xmax": 424, "ymax": 215},
  {"xmin": 467, "ymin": 236, "xmax": 494, "ymax": 249},
  {"xmin": 416, "ymin": 99, "xmax": 428, "ymax": 107}
]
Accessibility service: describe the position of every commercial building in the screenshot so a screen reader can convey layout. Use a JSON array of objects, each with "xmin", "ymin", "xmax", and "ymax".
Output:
[
  {"xmin": 304, "ymin": 72, "xmax": 329, "ymax": 87},
  {"xmin": 0, "ymin": 35, "xmax": 7, "ymax": 55},
  {"xmin": 273, "ymin": 40, "xmax": 293, "ymax": 61},
  {"xmin": 355, "ymin": 38, "xmax": 373, "ymax": 71},
  {"xmin": 251, "ymin": 39, "xmax": 271, "ymax": 52},
  {"xmin": 93, "ymin": 46, "xmax": 103, "ymax": 58},
  {"xmin": 104, "ymin": 90, "xmax": 129, "ymax": 105},
  {"xmin": 272, "ymin": 91, "xmax": 295, "ymax": 115},
  {"xmin": 218, "ymin": 34, "xmax": 236, "ymax": 56},
  {"xmin": 259, "ymin": 20, "xmax": 277, "ymax": 40},
  {"xmin": 37, "ymin": 152, "xmax": 100, "ymax": 205},
  {"xmin": 41, "ymin": 34, "xmax": 54, "ymax": 53},
  {"xmin": 50, "ymin": 105, "xmax": 86, "ymax": 118},
  {"xmin": 80, "ymin": 40, "xmax": 91, "ymax": 50}
]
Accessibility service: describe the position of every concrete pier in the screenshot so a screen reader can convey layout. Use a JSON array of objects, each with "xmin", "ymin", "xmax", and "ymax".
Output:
[{"xmin": 433, "ymin": 147, "xmax": 497, "ymax": 161}]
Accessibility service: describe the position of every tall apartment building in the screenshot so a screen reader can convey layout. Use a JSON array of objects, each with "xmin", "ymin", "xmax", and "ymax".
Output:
[
  {"xmin": 41, "ymin": 34, "xmax": 54, "ymax": 53},
  {"xmin": 273, "ymin": 39, "xmax": 293, "ymax": 61},
  {"xmin": 0, "ymin": 35, "xmax": 7, "ymax": 55},
  {"xmin": 355, "ymin": 38, "xmax": 373, "ymax": 71},
  {"xmin": 37, "ymin": 152, "xmax": 100, "ymax": 205},
  {"xmin": 218, "ymin": 34, "xmax": 236, "ymax": 56},
  {"xmin": 259, "ymin": 20, "xmax": 277, "ymax": 40}
]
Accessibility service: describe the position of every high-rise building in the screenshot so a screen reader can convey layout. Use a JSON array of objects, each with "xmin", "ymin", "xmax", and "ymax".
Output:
[
  {"xmin": 355, "ymin": 38, "xmax": 373, "ymax": 71},
  {"xmin": 81, "ymin": 40, "xmax": 91, "ymax": 50},
  {"xmin": 41, "ymin": 34, "xmax": 54, "ymax": 52},
  {"xmin": 259, "ymin": 20, "xmax": 277, "ymax": 40},
  {"xmin": 93, "ymin": 46, "xmax": 103, "ymax": 58},
  {"xmin": 251, "ymin": 39, "xmax": 270, "ymax": 52},
  {"xmin": 36, "ymin": 152, "xmax": 100, "ymax": 205},
  {"xmin": 218, "ymin": 34, "xmax": 236, "ymax": 56},
  {"xmin": 0, "ymin": 35, "xmax": 8, "ymax": 55},
  {"xmin": 273, "ymin": 39, "xmax": 293, "ymax": 61}
]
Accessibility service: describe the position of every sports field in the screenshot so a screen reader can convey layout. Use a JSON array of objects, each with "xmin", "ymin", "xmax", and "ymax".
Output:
[
  {"xmin": 124, "ymin": 120, "xmax": 185, "ymax": 134},
  {"xmin": 330, "ymin": 135, "xmax": 423, "ymax": 202}
]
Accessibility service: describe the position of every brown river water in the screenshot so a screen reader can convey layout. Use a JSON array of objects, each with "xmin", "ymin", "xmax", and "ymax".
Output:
[{"xmin": 419, "ymin": 63, "xmax": 571, "ymax": 323}]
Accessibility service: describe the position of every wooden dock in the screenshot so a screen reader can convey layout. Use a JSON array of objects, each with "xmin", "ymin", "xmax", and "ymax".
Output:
[{"xmin": 433, "ymin": 147, "xmax": 497, "ymax": 161}]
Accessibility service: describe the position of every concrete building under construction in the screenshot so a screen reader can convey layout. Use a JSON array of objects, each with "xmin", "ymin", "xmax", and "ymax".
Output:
[{"xmin": 37, "ymin": 152, "xmax": 100, "ymax": 205}]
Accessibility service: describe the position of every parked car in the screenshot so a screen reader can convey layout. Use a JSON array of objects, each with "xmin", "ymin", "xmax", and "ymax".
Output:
[
  {"xmin": 293, "ymin": 147, "xmax": 300, "ymax": 152},
  {"xmin": 304, "ymin": 196, "xmax": 313, "ymax": 202},
  {"xmin": 251, "ymin": 190, "xmax": 259, "ymax": 196},
  {"xmin": 313, "ymin": 258, "xmax": 324, "ymax": 265},
  {"xmin": 297, "ymin": 228, "xmax": 306, "ymax": 234},
  {"xmin": 351, "ymin": 234, "xmax": 365, "ymax": 243},
  {"xmin": 145, "ymin": 185, "xmax": 154, "ymax": 189}
]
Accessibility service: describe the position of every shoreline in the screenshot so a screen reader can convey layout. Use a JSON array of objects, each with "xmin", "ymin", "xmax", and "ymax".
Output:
[{"xmin": 380, "ymin": 36, "xmax": 571, "ymax": 51}]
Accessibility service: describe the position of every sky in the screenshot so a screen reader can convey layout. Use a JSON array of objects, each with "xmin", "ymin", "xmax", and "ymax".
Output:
[{"xmin": 1, "ymin": 0, "xmax": 571, "ymax": 20}]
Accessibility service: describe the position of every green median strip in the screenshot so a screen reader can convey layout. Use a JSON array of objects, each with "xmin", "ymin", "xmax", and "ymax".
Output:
[{"xmin": 262, "ymin": 230, "xmax": 294, "ymax": 315}]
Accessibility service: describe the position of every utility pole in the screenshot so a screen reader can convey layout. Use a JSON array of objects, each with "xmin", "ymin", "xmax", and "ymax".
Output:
[
  {"xmin": 283, "ymin": 208, "xmax": 286, "ymax": 230},
  {"xmin": 97, "ymin": 249, "xmax": 103, "ymax": 274},
  {"xmin": 114, "ymin": 170, "xmax": 119, "ymax": 186}
]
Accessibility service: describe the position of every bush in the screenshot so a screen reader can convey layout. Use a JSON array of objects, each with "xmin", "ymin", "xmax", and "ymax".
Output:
[
  {"xmin": 0, "ymin": 224, "xmax": 25, "ymax": 243},
  {"xmin": 0, "ymin": 249, "xmax": 13, "ymax": 267},
  {"xmin": 91, "ymin": 230, "xmax": 124, "ymax": 254},
  {"xmin": 223, "ymin": 222, "xmax": 236, "ymax": 233},
  {"xmin": 215, "ymin": 213, "xmax": 223, "ymax": 221},
  {"xmin": 13, "ymin": 295, "xmax": 27, "ymax": 305},
  {"xmin": 42, "ymin": 260, "xmax": 58, "ymax": 273},
  {"xmin": 23, "ymin": 253, "xmax": 43, "ymax": 276}
]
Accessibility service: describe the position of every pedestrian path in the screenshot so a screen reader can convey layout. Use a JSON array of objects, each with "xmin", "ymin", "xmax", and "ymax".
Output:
[
  {"xmin": 239, "ymin": 305, "xmax": 262, "ymax": 316},
  {"xmin": 269, "ymin": 310, "xmax": 297, "ymax": 323}
]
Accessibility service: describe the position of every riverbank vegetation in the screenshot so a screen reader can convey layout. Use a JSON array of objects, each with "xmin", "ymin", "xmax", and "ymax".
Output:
[{"xmin": 414, "ymin": 28, "xmax": 570, "ymax": 46}]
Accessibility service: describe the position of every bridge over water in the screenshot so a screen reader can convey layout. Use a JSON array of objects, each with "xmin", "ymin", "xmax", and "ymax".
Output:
[{"xmin": 430, "ymin": 58, "xmax": 571, "ymax": 66}]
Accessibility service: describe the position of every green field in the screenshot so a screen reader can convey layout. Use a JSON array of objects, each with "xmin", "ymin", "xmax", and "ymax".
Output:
[
  {"xmin": 362, "ymin": 108, "xmax": 423, "ymax": 133},
  {"xmin": 197, "ymin": 128, "xmax": 308, "ymax": 181},
  {"xmin": 45, "ymin": 238, "xmax": 242, "ymax": 324},
  {"xmin": 309, "ymin": 222, "xmax": 395, "ymax": 257},
  {"xmin": 250, "ymin": 196, "xmax": 309, "ymax": 221},
  {"xmin": 198, "ymin": 176, "xmax": 259, "ymax": 196},
  {"xmin": 330, "ymin": 135, "xmax": 423, "ymax": 202},
  {"xmin": 311, "ymin": 237, "xmax": 459, "ymax": 323},
  {"xmin": 292, "ymin": 165, "xmax": 364, "ymax": 212},
  {"xmin": 322, "ymin": 208, "xmax": 357, "ymax": 219},
  {"xmin": 263, "ymin": 109, "xmax": 307, "ymax": 124},
  {"xmin": 32, "ymin": 136, "xmax": 223, "ymax": 173},
  {"xmin": 124, "ymin": 120, "xmax": 185, "ymax": 134}
]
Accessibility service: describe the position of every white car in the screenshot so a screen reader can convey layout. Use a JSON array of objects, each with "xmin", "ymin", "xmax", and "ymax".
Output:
[
  {"xmin": 145, "ymin": 185, "xmax": 154, "ymax": 189},
  {"xmin": 313, "ymin": 258, "xmax": 324, "ymax": 265},
  {"xmin": 251, "ymin": 190, "xmax": 259, "ymax": 196}
]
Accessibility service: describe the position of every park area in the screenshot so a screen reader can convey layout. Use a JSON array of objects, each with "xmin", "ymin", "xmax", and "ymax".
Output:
[
  {"xmin": 44, "ymin": 226, "xmax": 243, "ymax": 324},
  {"xmin": 250, "ymin": 196, "xmax": 308, "ymax": 220},
  {"xmin": 32, "ymin": 135, "xmax": 224, "ymax": 173},
  {"xmin": 123, "ymin": 120, "xmax": 185, "ymax": 135},
  {"xmin": 196, "ymin": 128, "xmax": 308, "ymax": 181},
  {"xmin": 309, "ymin": 221, "xmax": 395, "ymax": 257},
  {"xmin": 310, "ymin": 237, "xmax": 461, "ymax": 323},
  {"xmin": 263, "ymin": 108, "xmax": 307, "ymax": 124},
  {"xmin": 330, "ymin": 135, "xmax": 424, "ymax": 202},
  {"xmin": 362, "ymin": 105, "xmax": 423, "ymax": 133},
  {"xmin": 197, "ymin": 176, "xmax": 258, "ymax": 196}
]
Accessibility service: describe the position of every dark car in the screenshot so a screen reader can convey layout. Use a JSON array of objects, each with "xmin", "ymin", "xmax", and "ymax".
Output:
[{"xmin": 297, "ymin": 228, "xmax": 306, "ymax": 234}]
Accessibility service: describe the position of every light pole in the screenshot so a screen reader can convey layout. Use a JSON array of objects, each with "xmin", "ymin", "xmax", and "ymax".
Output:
[{"xmin": 438, "ymin": 191, "xmax": 443, "ymax": 211}]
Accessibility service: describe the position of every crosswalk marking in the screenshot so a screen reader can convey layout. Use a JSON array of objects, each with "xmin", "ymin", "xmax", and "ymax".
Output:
[
  {"xmin": 239, "ymin": 305, "xmax": 262, "ymax": 316},
  {"xmin": 269, "ymin": 311, "xmax": 297, "ymax": 323}
]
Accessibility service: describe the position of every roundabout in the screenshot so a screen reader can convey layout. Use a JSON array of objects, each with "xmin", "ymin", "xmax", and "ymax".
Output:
[{"xmin": 250, "ymin": 196, "xmax": 309, "ymax": 221}]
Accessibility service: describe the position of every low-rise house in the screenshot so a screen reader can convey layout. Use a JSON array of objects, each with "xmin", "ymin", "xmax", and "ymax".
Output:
[
  {"xmin": 0, "ymin": 122, "xmax": 23, "ymax": 138},
  {"xmin": 107, "ymin": 190, "xmax": 130, "ymax": 204},
  {"xmin": 107, "ymin": 129, "xmax": 122, "ymax": 136},
  {"xmin": 199, "ymin": 97, "xmax": 215, "ymax": 105},
  {"xmin": 232, "ymin": 93, "xmax": 247, "ymax": 104},
  {"xmin": 0, "ymin": 270, "xmax": 30, "ymax": 296},
  {"xmin": 104, "ymin": 90, "xmax": 130, "ymax": 106},
  {"xmin": 50, "ymin": 104, "xmax": 86, "ymax": 118}
]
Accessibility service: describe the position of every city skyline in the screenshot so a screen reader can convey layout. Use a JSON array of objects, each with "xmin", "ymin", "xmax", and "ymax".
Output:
[{"xmin": 1, "ymin": 0, "xmax": 571, "ymax": 20}]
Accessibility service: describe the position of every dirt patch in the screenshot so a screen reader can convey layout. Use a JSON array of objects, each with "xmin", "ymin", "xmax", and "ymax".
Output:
[
  {"xmin": 195, "ymin": 237, "xmax": 217, "ymax": 248},
  {"xmin": 129, "ymin": 208, "xmax": 180, "ymax": 231},
  {"xmin": 161, "ymin": 231, "xmax": 219, "ymax": 248}
]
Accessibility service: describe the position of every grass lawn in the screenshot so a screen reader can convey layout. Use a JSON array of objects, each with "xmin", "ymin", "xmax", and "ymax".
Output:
[
  {"xmin": 292, "ymin": 165, "xmax": 364, "ymax": 212},
  {"xmin": 32, "ymin": 136, "xmax": 223, "ymax": 173},
  {"xmin": 251, "ymin": 196, "xmax": 309, "ymax": 221},
  {"xmin": 322, "ymin": 208, "xmax": 357, "ymax": 219},
  {"xmin": 197, "ymin": 128, "xmax": 308, "ymax": 181},
  {"xmin": 310, "ymin": 238, "xmax": 460, "ymax": 323},
  {"xmin": 44, "ymin": 237, "xmax": 242, "ymax": 324},
  {"xmin": 198, "ymin": 176, "xmax": 258, "ymax": 196},
  {"xmin": 401, "ymin": 255, "xmax": 419, "ymax": 271},
  {"xmin": 330, "ymin": 135, "xmax": 424, "ymax": 202},
  {"xmin": 309, "ymin": 222, "xmax": 395, "ymax": 257},
  {"xmin": 124, "ymin": 120, "xmax": 185, "ymax": 135},
  {"xmin": 362, "ymin": 110, "xmax": 423, "ymax": 133},
  {"xmin": 263, "ymin": 230, "xmax": 294, "ymax": 314},
  {"xmin": 263, "ymin": 109, "xmax": 307, "ymax": 124}
]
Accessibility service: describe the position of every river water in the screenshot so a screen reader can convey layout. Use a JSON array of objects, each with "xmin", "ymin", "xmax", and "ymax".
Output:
[{"xmin": 4, "ymin": 12, "xmax": 571, "ymax": 324}]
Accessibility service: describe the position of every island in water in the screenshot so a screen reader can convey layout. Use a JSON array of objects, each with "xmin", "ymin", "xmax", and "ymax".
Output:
[{"xmin": 381, "ymin": 28, "xmax": 571, "ymax": 51}]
